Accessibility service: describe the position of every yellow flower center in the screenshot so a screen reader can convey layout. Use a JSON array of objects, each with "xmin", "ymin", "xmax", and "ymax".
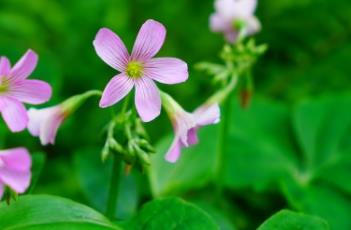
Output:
[
  {"xmin": 0, "ymin": 77, "xmax": 9, "ymax": 93},
  {"xmin": 126, "ymin": 61, "xmax": 144, "ymax": 78}
]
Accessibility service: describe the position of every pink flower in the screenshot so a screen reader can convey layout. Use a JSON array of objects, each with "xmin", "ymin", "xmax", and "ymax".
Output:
[
  {"xmin": 0, "ymin": 50, "xmax": 52, "ymax": 132},
  {"xmin": 210, "ymin": 0, "xmax": 261, "ymax": 43},
  {"xmin": 165, "ymin": 101, "xmax": 220, "ymax": 163},
  {"xmin": 27, "ymin": 106, "xmax": 66, "ymax": 145},
  {"xmin": 0, "ymin": 148, "xmax": 32, "ymax": 199},
  {"xmin": 94, "ymin": 19, "xmax": 188, "ymax": 122}
]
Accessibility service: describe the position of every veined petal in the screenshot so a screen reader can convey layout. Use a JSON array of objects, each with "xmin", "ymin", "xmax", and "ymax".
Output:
[
  {"xmin": 0, "ymin": 148, "xmax": 31, "ymax": 172},
  {"xmin": 135, "ymin": 77, "xmax": 161, "ymax": 122},
  {"xmin": 0, "ymin": 57, "xmax": 11, "ymax": 76},
  {"xmin": 131, "ymin": 19, "xmax": 166, "ymax": 61},
  {"xmin": 0, "ymin": 167, "xmax": 31, "ymax": 193},
  {"xmin": 93, "ymin": 28, "xmax": 129, "ymax": 71},
  {"xmin": 0, "ymin": 97, "xmax": 28, "ymax": 132},
  {"xmin": 194, "ymin": 103, "xmax": 221, "ymax": 126},
  {"xmin": 144, "ymin": 58, "xmax": 188, "ymax": 84},
  {"xmin": 9, "ymin": 79, "xmax": 52, "ymax": 105},
  {"xmin": 165, "ymin": 139, "xmax": 182, "ymax": 163},
  {"xmin": 10, "ymin": 50, "xmax": 38, "ymax": 82},
  {"xmin": 99, "ymin": 73, "xmax": 134, "ymax": 108}
]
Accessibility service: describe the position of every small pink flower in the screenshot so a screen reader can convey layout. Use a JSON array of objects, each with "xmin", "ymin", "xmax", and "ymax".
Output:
[
  {"xmin": 27, "ymin": 106, "xmax": 66, "ymax": 145},
  {"xmin": 0, "ymin": 148, "xmax": 32, "ymax": 199},
  {"xmin": 165, "ymin": 104, "xmax": 220, "ymax": 163},
  {"xmin": 210, "ymin": 0, "xmax": 261, "ymax": 43},
  {"xmin": 0, "ymin": 50, "xmax": 52, "ymax": 132},
  {"xmin": 94, "ymin": 19, "xmax": 188, "ymax": 122}
]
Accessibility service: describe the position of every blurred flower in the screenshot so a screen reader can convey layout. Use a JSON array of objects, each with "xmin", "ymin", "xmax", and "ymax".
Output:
[
  {"xmin": 27, "ymin": 106, "xmax": 65, "ymax": 145},
  {"xmin": 0, "ymin": 50, "xmax": 52, "ymax": 132},
  {"xmin": 210, "ymin": 0, "xmax": 261, "ymax": 43},
  {"xmin": 94, "ymin": 19, "xmax": 188, "ymax": 122},
  {"xmin": 0, "ymin": 148, "xmax": 31, "ymax": 199},
  {"xmin": 28, "ymin": 90, "xmax": 101, "ymax": 145},
  {"xmin": 161, "ymin": 93, "xmax": 220, "ymax": 163}
]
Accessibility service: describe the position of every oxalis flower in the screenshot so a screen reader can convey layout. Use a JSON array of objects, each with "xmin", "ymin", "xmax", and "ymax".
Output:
[
  {"xmin": 28, "ymin": 90, "xmax": 101, "ymax": 145},
  {"xmin": 94, "ymin": 19, "xmax": 188, "ymax": 122},
  {"xmin": 0, "ymin": 50, "xmax": 52, "ymax": 132},
  {"xmin": 161, "ymin": 93, "xmax": 220, "ymax": 163},
  {"xmin": 0, "ymin": 148, "xmax": 31, "ymax": 199},
  {"xmin": 210, "ymin": 0, "xmax": 261, "ymax": 43}
]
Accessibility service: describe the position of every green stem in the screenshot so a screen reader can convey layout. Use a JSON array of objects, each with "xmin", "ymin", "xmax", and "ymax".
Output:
[
  {"xmin": 105, "ymin": 94, "xmax": 131, "ymax": 219},
  {"xmin": 106, "ymin": 155, "xmax": 122, "ymax": 219}
]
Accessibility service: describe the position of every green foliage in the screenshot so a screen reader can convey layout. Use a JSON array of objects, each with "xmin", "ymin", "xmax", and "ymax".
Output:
[
  {"xmin": 0, "ymin": 195, "xmax": 120, "ymax": 229},
  {"xmin": 125, "ymin": 198, "xmax": 218, "ymax": 230},
  {"xmin": 74, "ymin": 147, "xmax": 138, "ymax": 219},
  {"xmin": 257, "ymin": 210, "xmax": 329, "ymax": 230}
]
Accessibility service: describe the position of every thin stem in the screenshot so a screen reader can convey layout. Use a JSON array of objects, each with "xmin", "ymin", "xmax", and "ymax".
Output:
[
  {"xmin": 106, "ymin": 155, "xmax": 122, "ymax": 219},
  {"xmin": 105, "ymin": 94, "xmax": 131, "ymax": 219}
]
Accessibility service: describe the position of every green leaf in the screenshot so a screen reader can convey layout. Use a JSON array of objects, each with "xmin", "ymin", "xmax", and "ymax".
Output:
[
  {"xmin": 222, "ymin": 98, "xmax": 297, "ymax": 190},
  {"xmin": 293, "ymin": 95, "xmax": 351, "ymax": 170},
  {"xmin": 149, "ymin": 125, "xmax": 219, "ymax": 196},
  {"xmin": 0, "ymin": 195, "xmax": 121, "ymax": 229},
  {"xmin": 126, "ymin": 198, "xmax": 218, "ymax": 230},
  {"xmin": 258, "ymin": 209, "xmax": 329, "ymax": 230},
  {"xmin": 74, "ymin": 147, "xmax": 138, "ymax": 219},
  {"xmin": 282, "ymin": 182, "xmax": 351, "ymax": 230}
]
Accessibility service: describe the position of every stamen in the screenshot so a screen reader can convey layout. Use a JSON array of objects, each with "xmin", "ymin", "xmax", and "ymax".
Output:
[{"xmin": 126, "ymin": 61, "xmax": 144, "ymax": 78}]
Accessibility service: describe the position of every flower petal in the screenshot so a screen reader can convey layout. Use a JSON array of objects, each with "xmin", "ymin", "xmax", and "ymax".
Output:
[
  {"xmin": 131, "ymin": 19, "xmax": 166, "ymax": 61},
  {"xmin": 144, "ymin": 58, "xmax": 188, "ymax": 84},
  {"xmin": 187, "ymin": 128, "xmax": 199, "ymax": 145},
  {"xmin": 0, "ymin": 57, "xmax": 11, "ymax": 76},
  {"xmin": 135, "ymin": 77, "xmax": 161, "ymax": 122},
  {"xmin": 0, "ymin": 97, "xmax": 28, "ymax": 132},
  {"xmin": 0, "ymin": 148, "xmax": 31, "ymax": 172},
  {"xmin": 99, "ymin": 73, "xmax": 134, "ymax": 108},
  {"xmin": 27, "ymin": 108, "xmax": 44, "ymax": 136},
  {"xmin": 194, "ymin": 103, "xmax": 221, "ymax": 126},
  {"xmin": 246, "ymin": 16, "xmax": 261, "ymax": 35},
  {"xmin": 0, "ymin": 167, "xmax": 31, "ymax": 193},
  {"xmin": 10, "ymin": 50, "xmax": 38, "ymax": 81},
  {"xmin": 93, "ymin": 28, "xmax": 129, "ymax": 71},
  {"xmin": 209, "ymin": 13, "xmax": 230, "ymax": 32},
  {"xmin": 40, "ymin": 111, "xmax": 64, "ymax": 145},
  {"xmin": 9, "ymin": 79, "xmax": 52, "ymax": 105},
  {"xmin": 165, "ymin": 139, "xmax": 182, "ymax": 163}
]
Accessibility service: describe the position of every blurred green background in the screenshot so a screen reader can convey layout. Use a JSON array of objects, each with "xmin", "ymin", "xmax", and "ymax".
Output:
[{"xmin": 0, "ymin": 0, "xmax": 350, "ymax": 229}]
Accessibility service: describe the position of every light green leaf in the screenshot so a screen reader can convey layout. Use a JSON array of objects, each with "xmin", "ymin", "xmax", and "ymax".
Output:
[
  {"xmin": 0, "ymin": 195, "xmax": 121, "ymax": 229},
  {"xmin": 258, "ymin": 209, "xmax": 329, "ymax": 230},
  {"xmin": 126, "ymin": 198, "xmax": 218, "ymax": 230}
]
